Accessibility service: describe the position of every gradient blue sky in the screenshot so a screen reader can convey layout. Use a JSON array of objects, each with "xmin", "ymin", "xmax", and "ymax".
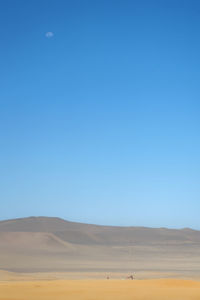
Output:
[{"xmin": 1, "ymin": 0, "xmax": 200, "ymax": 228}]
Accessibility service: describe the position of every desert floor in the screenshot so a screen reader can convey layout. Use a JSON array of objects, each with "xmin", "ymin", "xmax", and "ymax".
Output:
[{"xmin": 1, "ymin": 279, "xmax": 200, "ymax": 300}]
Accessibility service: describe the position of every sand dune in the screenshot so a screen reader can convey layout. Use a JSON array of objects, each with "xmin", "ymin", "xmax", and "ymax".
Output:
[
  {"xmin": 0, "ymin": 279, "xmax": 200, "ymax": 300},
  {"xmin": 1, "ymin": 217, "xmax": 200, "ymax": 278}
]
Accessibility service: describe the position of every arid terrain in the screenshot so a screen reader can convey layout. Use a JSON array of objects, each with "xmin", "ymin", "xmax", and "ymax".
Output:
[
  {"xmin": 1, "ymin": 279, "xmax": 200, "ymax": 300},
  {"xmin": 0, "ymin": 217, "xmax": 200, "ymax": 279},
  {"xmin": 1, "ymin": 217, "xmax": 200, "ymax": 299}
]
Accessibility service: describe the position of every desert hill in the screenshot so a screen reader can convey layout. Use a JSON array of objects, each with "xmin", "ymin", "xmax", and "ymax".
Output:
[{"xmin": 0, "ymin": 217, "xmax": 200, "ymax": 278}]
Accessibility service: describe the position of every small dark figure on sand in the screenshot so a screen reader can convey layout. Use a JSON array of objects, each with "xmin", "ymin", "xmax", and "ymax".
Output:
[{"xmin": 126, "ymin": 274, "xmax": 134, "ymax": 280}]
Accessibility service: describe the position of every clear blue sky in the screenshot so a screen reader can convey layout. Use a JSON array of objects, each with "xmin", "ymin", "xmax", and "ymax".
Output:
[{"xmin": 1, "ymin": 0, "xmax": 200, "ymax": 228}]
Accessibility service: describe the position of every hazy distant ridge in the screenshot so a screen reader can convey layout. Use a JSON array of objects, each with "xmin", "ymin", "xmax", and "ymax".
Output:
[{"xmin": 0, "ymin": 217, "xmax": 200, "ymax": 275}]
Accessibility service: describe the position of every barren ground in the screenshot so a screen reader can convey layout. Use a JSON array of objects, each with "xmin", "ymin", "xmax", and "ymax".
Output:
[{"xmin": 1, "ymin": 279, "xmax": 200, "ymax": 300}]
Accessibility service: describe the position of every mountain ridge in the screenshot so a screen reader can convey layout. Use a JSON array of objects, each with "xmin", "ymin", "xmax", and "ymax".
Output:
[
  {"xmin": 1, "ymin": 216, "xmax": 200, "ymax": 276},
  {"xmin": 0, "ymin": 216, "xmax": 198, "ymax": 231}
]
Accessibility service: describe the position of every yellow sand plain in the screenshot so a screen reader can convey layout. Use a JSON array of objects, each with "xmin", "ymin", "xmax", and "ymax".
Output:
[{"xmin": 1, "ymin": 279, "xmax": 200, "ymax": 300}]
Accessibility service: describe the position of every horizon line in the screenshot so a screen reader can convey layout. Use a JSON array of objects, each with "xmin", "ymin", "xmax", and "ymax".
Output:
[{"xmin": 0, "ymin": 215, "xmax": 198, "ymax": 232}]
